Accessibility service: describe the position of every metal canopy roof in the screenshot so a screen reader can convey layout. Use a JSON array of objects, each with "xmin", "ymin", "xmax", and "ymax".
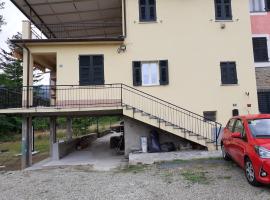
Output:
[{"xmin": 11, "ymin": 0, "xmax": 123, "ymax": 39}]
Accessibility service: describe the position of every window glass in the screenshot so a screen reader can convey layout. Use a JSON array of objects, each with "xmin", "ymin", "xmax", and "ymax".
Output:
[
  {"xmin": 140, "ymin": 0, "xmax": 156, "ymax": 21},
  {"xmin": 227, "ymin": 119, "xmax": 235, "ymax": 132},
  {"xmin": 248, "ymin": 119, "xmax": 270, "ymax": 138},
  {"xmin": 203, "ymin": 111, "xmax": 217, "ymax": 121},
  {"xmin": 234, "ymin": 120, "xmax": 244, "ymax": 133},
  {"xmin": 250, "ymin": 0, "xmax": 265, "ymax": 12},
  {"xmin": 220, "ymin": 62, "xmax": 238, "ymax": 85},
  {"xmin": 215, "ymin": 0, "xmax": 232, "ymax": 20},
  {"xmin": 142, "ymin": 62, "xmax": 159, "ymax": 86},
  {"xmin": 252, "ymin": 37, "xmax": 269, "ymax": 62}
]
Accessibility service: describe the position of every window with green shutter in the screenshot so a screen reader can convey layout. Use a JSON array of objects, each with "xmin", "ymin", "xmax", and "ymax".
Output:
[
  {"xmin": 253, "ymin": 37, "xmax": 269, "ymax": 62},
  {"xmin": 220, "ymin": 62, "xmax": 238, "ymax": 85},
  {"xmin": 265, "ymin": 0, "xmax": 270, "ymax": 11},
  {"xmin": 132, "ymin": 60, "xmax": 169, "ymax": 86},
  {"xmin": 79, "ymin": 55, "xmax": 104, "ymax": 85},
  {"xmin": 139, "ymin": 0, "xmax": 156, "ymax": 22},
  {"xmin": 215, "ymin": 0, "xmax": 232, "ymax": 20}
]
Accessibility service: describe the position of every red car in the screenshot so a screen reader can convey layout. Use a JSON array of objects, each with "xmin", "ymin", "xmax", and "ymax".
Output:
[{"xmin": 221, "ymin": 114, "xmax": 270, "ymax": 186}]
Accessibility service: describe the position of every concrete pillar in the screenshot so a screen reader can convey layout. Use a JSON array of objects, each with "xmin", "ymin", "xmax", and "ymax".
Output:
[
  {"xmin": 21, "ymin": 116, "xmax": 33, "ymax": 169},
  {"xmin": 22, "ymin": 20, "xmax": 31, "ymax": 39},
  {"xmin": 66, "ymin": 117, "xmax": 73, "ymax": 141},
  {"xmin": 49, "ymin": 117, "xmax": 57, "ymax": 158},
  {"xmin": 22, "ymin": 21, "xmax": 34, "ymax": 107}
]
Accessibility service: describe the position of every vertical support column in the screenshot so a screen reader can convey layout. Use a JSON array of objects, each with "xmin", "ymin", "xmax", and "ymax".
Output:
[
  {"xmin": 50, "ymin": 117, "xmax": 57, "ymax": 158},
  {"xmin": 66, "ymin": 117, "xmax": 73, "ymax": 141},
  {"xmin": 21, "ymin": 116, "xmax": 33, "ymax": 169},
  {"xmin": 22, "ymin": 20, "xmax": 31, "ymax": 39},
  {"xmin": 22, "ymin": 21, "xmax": 33, "ymax": 108}
]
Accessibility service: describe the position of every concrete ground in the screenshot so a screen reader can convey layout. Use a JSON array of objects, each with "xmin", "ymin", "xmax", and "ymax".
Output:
[
  {"xmin": 129, "ymin": 150, "xmax": 222, "ymax": 165},
  {"xmin": 28, "ymin": 132, "xmax": 127, "ymax": 171},
  {"xmin": 1, "ymin": 158, "xmax": 270, "ymax": 200}
]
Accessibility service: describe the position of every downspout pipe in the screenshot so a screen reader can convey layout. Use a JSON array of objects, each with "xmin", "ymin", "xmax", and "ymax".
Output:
[
  {"xmin": 22, "ymin": 43, "xmax": 31, "ymax": 108},
  {"xmin": 122, "ymin": 0, "xmax": 127, "ymax": 38}
]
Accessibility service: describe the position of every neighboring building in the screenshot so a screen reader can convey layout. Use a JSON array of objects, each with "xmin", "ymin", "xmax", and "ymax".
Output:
[
  {"xmin": 1, "ymin": 0, "xmax": 259, "ymax": 168},
  {"xmin": 250, "ymin": 0, "xmax": 270, "ymax": 113}
]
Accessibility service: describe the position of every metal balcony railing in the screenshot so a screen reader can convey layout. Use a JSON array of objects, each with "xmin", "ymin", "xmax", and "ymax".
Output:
[
  {"xmin": 0, "ymin": 84, "xmax": 222, "ymax": 148},
  {"xmin": 30, "ymin": 22, "xmax": 123, "ymax": 39}
]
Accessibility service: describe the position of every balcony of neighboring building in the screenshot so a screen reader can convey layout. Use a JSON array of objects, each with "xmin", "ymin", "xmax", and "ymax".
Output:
[{"xmin": 10, "ymin": 0, "xmax": 125, "ymax": 42}]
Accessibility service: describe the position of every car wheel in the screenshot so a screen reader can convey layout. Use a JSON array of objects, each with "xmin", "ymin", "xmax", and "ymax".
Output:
[
  {"xmin": 221, "ymin": 144, "xmax": 230, "ymax": 161},
  {"xmin": 245, "ymin": 159, "xmax": 261, "ymax": 187}
]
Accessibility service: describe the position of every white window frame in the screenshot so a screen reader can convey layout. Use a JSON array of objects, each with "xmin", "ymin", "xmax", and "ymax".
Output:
[
  {"xmin": 250, "ymin": 0, "xmax": 267, "ymax": 14},
  {"xmin": 253, "ymin": 34, "xmax": 270, "ymax": 67},
  {"xmin": 141, "ymin": 61, "xmax": 160, "ymax": 86}
]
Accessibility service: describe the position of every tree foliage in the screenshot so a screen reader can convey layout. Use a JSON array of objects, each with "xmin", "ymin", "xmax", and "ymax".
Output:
[{"xmin": 0, "ymin": 1, "xmax": 5, "ymax": 32}]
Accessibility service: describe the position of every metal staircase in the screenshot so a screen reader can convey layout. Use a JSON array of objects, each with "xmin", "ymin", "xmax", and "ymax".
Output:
[
  {"xmin": 0, "ymin": 84, "xmax": 222, "ymax": 150},
  {"xmin": 120, "ymin": 84, "xmax": 222, "ymax": 150}
]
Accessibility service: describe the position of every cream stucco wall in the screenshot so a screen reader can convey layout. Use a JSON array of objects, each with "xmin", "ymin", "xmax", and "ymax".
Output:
[{"xmin": 26, "ymin": 0, "xmax": 258, "ymax": 126}]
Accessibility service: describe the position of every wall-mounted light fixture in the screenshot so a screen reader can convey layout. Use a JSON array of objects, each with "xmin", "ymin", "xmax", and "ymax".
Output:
[{"xmin": 117, "ymin": 44, "xmax": 127, "ymax": 54}]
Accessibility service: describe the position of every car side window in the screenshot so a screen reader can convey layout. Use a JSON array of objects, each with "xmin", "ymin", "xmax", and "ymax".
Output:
[
  {"xmin": 234, "ymin": 119, "xmax": 247, "ymax": 141},
  {"xmin": 227, "ymin": 119, "xmax": 236, "ymax": 132}
]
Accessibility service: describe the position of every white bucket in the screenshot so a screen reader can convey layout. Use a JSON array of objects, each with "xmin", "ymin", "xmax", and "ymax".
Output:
[{"xmin": 141, "ymin": 137, "xmax": 148, "ymax": 153}]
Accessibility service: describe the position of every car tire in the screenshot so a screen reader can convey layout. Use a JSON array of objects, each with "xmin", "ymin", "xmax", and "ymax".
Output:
[
  {"xmin": 221, "ymin": 144, "xmax": 231, "ymax": 161},
  {"xmin": 245, "ymin": 158, "xmax": 261, "ymax": 187}
]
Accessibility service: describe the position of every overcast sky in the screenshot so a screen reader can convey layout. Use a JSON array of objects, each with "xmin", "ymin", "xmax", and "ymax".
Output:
[
  {"xmin": 0, "ymin": 0, "xmax": 26, "ymax": 50},
  {"xmin": 0, "ymin": 0, "xmax": 49, "ymax": 85}
]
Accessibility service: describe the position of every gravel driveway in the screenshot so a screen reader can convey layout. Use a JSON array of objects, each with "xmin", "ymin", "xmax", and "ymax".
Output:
[{"xmin": 0, "ymin": 159, "xmax": 269, "ymax": 200}]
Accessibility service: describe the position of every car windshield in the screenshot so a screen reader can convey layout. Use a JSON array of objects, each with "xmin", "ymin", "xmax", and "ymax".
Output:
[{"xmin": 248, "ymin": 119, "xmax": 270, "ymax": 138}]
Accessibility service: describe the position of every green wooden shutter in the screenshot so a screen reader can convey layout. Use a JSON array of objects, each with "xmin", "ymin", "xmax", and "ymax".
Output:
[
  {"xmin": 159, "ymin": 60, "xmax": 169, "ymax": 85},
  {"xmin": 133, "ymin": 61, "xmax": 142, "ymax": 86},
  {"xmin": 253, "ymin": 37, "xmax": 269, "ymax": 62},
  {"xmin": 265, "ymin": 0, "xmax": 270, "ymax": 11},
  {"xmin": 79, "ymin": 56, "xmax": 91, "ymax": 85},
  {"xmin": 92, "ymin": 55, "xmax": 104, "ymax": 85}
]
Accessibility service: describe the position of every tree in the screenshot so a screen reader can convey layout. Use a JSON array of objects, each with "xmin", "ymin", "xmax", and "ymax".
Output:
[
  {"xmin": 0, "ymin": 32, "xmax": 42, "ymax": 88},
  {"xmin": 0, "ymin": 1, "xmax": 5, "ymax": 32}
]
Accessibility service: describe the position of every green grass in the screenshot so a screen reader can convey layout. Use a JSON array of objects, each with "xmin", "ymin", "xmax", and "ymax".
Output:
[
  {"xmin": 181, "ymin": 170, "xmax": 210, "ymax": 184},
  {"xmin": 121, "ymin": 164, "xmax": 149, "ymax": 173}
]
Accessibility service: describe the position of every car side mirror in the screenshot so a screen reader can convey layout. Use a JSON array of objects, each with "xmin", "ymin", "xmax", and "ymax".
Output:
[{"xmin": 232, "ymin": 132, "xmax": 242, "ymax": 139}]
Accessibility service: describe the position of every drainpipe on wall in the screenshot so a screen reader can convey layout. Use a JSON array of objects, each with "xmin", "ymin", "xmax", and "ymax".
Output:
[
  {"xmin": 122, "ymin": 0, "xmax": 127, "ymax": 38},
  {"xmin": 22, "ymin": 44, "xmax": 31, "ymax": 108}
]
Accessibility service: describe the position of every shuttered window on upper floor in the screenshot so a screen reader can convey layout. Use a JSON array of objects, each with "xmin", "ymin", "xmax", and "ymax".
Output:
[
  {"xmin": 139, "ymin": 0, "xmax": 156, "ymax": 22},
  {"xmin": 79, "ymin": 55, "xmax": 104, "ymax": 85},
  {"xmin": 215, "ymin": 0, "xmax": 232, "ymax": 20},
  {"xmin": 133, "ymin": 60, "xmax": 169, "ymax": 86},
  {"xmin": 253, "ymin": 37, "xmax": 269, "ymax": 62},
  {"xmin": 220, "ymin": 62, "xmax": 238, "ymax": 85}
]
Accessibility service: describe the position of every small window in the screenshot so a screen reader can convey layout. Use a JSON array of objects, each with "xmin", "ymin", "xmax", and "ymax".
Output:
[
  {"xmin": 142, "ymin": 62, "xmax": 159, "ymax": 86},
  {"xmin": 139, "ymin": 0, "xmax": 156, "ymax": 22},
  {"xmin": 232, "ymin": 109, "xmax": 239, "ymax": 117},
  {"xmin": 249, "ymin": 0, "xmax": 265, "ymax": 12},
  {"xmin": 203, "ymin": 111, "xmax": 217, "ymax": 122},
  {"xmin": 253, "ymin": 37, "xmax": 269, "ymax": 62},
  {"xmin": 132, "ymin": 60, "xmax": 169, "ymax": 86},
  {"xmin": 220, "ymin": 62, "xmax": 238, "ymax": 85},
  {"xmin": 215, "ymin": 0, "xmax": 232, "ymax": 20}
]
